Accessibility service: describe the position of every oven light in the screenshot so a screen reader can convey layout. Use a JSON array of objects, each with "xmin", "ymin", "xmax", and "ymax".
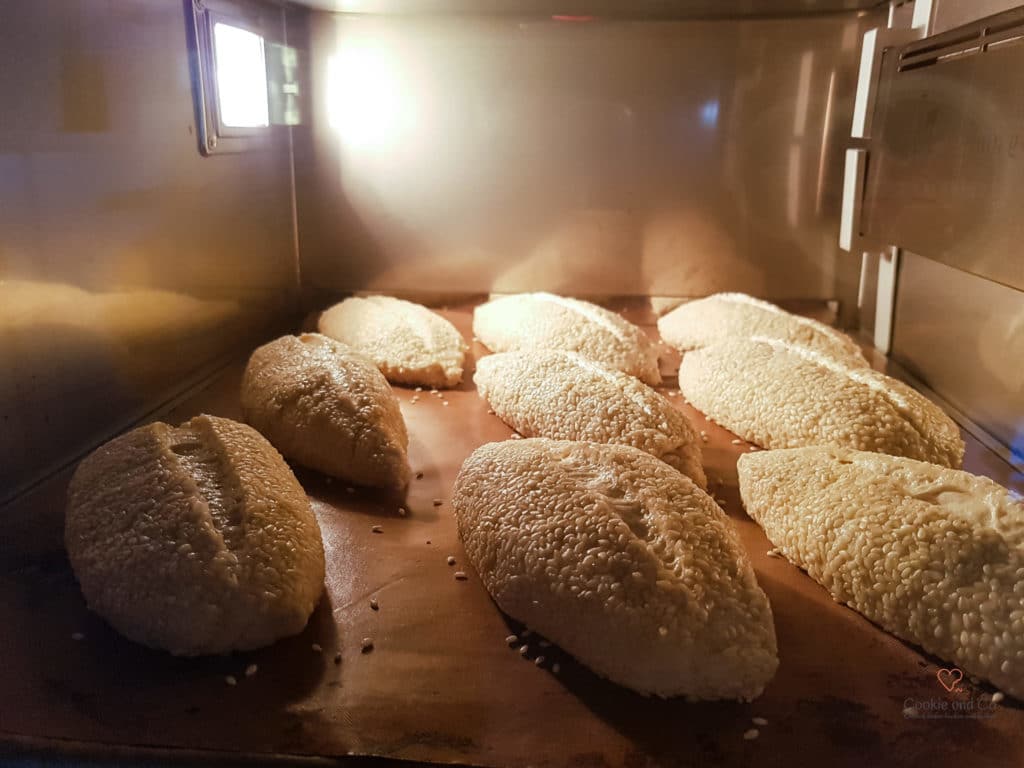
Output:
[
  {"xmin": 326, "ymin": 45, "xmax": 411, "ymax": 151},
  {"xmin": 213, "ymin": 22, "xmax": 269, "ymax": 128}
]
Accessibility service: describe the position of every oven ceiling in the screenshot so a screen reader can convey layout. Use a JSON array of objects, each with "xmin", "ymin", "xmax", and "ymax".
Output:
[{"xmin": 290, "ymin": 0, "xmax": 882, "ymax": 17}]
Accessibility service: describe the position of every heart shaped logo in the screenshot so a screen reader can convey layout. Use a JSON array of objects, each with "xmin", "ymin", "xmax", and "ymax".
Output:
[{"xmin": 936, "ymin": 667, "xmax": 964, "ymax": 692}]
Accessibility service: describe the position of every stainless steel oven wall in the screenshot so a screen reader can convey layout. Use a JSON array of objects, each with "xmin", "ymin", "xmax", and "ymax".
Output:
[
  {"xmin": 295, "ymin": 11, "xmax": 869, "ymax": 317},
  {"xmin": 891, "ymin": 253, "xmax": 1023, "ymax": 458},
  {"xmin": 0, "ymin": 0, "xmax": 300, "ymax": 503},
  {"xmin": 855, "ymin": 4, "xmax": 1024, "ymax": 458}
]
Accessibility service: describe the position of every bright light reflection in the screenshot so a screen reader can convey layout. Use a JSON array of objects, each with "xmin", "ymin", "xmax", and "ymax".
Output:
[
  {"xmin": 699, "ymin": 99, "xmax": 720, "ymax": 129},
  {"xmin": 214, "ymin": 22, "xmax": 269, "ymax": 128},
  {"xmin": 327, "ymin": 44, "xmax": 411, "ymax": 150}
]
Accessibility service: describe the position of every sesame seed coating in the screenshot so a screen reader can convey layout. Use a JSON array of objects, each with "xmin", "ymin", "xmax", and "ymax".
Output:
[
  {"xmin": 658, "ymin": 292, "xmax": 867, "ymax": 367},
  {"xmin": 475, "ymin": 351, "xmax": 706, "ymax": 489},
  {"xmin": 679, "ymin": 337, "xmax": 964, "ymax": 468},
  {"xmin": 241, "ymin": 334, "xmax": 411, "ymax": 488},
  {"xmin": 473, "ymin": 293, "xmax": 662, "ymax": 386},
  {"xmin": 738, "ymin": 446, "xmax": 1024, "ymax": 699},
  {"xmin": 453, "ymin": 439, "xmax": 778, "ymax": 700},
  {"xmin": 65, "ymin": 415, "xmax": 325, "ymax": 657},
  {"xmin": 318, "ymin": 295, "xmax": 468, "ymax": 389}
]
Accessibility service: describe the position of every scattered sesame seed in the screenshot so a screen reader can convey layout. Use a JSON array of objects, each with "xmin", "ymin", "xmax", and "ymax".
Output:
[
  {"xmin": 311, "ymin": 643, "xmax": 323, "ymax": 653},
  {"xmin": 658, "ymin": 626, "xmax": 669, "ymax": 637},
  {"xmin": 245, "ymin": 664, "xmax": 258, "ymax": 677},
  {"xmin": 415, "ymin": 471, "xmax": 424, "ymax": 480},
  {"xmin": 334, "ymin": 652, "xmax": 342, "ymax": 664},
  {"xmin": 743, "ymin": 728, "xmax": 759, "ymax": 741},
  {"xmin": 749, "ymin": 445, "xmax": 760, "ymax": 451},
  {"xmin": 511, "ymin": 433, "xmax": 522, "ymax": 439},
  {"xmin": 361, "ymin": 637, "xmax": 374, "ymax": 653},
  {"xmin": 410, "ymin": 396, "xmax": 419, "ymax": 404},
  {"xmin": 71, "ymin": 632, "xmax": 84, "ymax": 641},
  {"xmin": 731, "ymin": 439, "xmax": 742, "ymax": 445},
  {"xmin": 415, "ymin": 387, "xmax": 423, "ymax": 392},
  {"xmin": 454, "ymin": 571, "xmax": 468, "ymax": 581},
  {"xmin": 370, "ymin": 598, "xmax": 379, "ymax": 611},
  {"xmin": 225, "ymin": 675, "xmax": 237, "ymax": 686},
  {"xmin": 447, "ymin": 556, "xmax": 457, "ymax": 565},
  {"xmin": 433, "ymin": 498, "xmax": 444, "ymax": 506},
  {"xmin": 442, "ymin": 401, "xmax": 450, "ymax": 407},
  {"xmin": 430, "ymin": 389, "xmax": 439, "ymax": 395},
  {"xmin": 519, "ymin": 645, "xmax": 529, "ymax": 656},
  {"xmin": 992, "ymin": 692, "xmax": 1005, "ymax": 704},
  {"xmin": 506, "ymin": 634, "xmax": 518, "ymax": 644},
  {"xmin": 487, "ymin": 408, "xmax": 495, "ymax": 415},
  {"xmin": 701, "ymin": 435, "xmax": 709, "ymax": 443},
  {"xmin": 766, "ymin": 549, "xmax": 781, "ymax": 558},
  {"xmin": 552, "ymin": 663, "xmax": 561, "ymax": 674},
  {"xmin": 535, "ymin": 656, "xmax": 545, "ymax": 666},
  {"xmin": 398, "ymin": 507, "xmax": 407, "ymax": 516},
  {"xmin": 371, "ymin": 525, "xmax": 383, "ymax": 534},
  {"xmin": 752, "ymin": 717, "xmax": 768, "ymax": 726}
]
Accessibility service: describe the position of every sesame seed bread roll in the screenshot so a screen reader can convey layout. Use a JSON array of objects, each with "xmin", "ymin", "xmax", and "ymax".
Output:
[
  {"xmin": 658, "ymin": 292, "xmax": 868, "ymax": 367},
  {"xmin": 678, "ymin": 336, "xmax": 964, "ymax": 468},
  {"xmin": 738, "ymin": 446, "xmax": 1024, "ymax": 700},
  {"xmin": 453, "ymin": 439, "xmax": 778, "ymax": 700},
  {"xmin": 65, "ymin": 415, "xmax": 325, "ymax": 656},
  {"xmin": 473, "ymin": 292, "xmax": 662, "ymax": 385},
  {"xmin": 241, "ymin": 333, "xmax": 410, "ymax": 488},
  {"xmin": 475, "ymin": 350, "xmax": 706, "ymax": 489},
  {"xmin": 318, "ymin": 295, "xmax": 468, "ymax": 389}
]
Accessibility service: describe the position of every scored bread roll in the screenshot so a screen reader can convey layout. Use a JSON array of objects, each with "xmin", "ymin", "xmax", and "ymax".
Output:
[
  {"xmin": 474, "ymin": 350, "xmax": 706, "ymax": 488},
  {"xmin": 738, "ymin": 446, "xmax": 1024, "ymax": 700},
  {"xmin": 678, "ymin": 336, "xmax": 964, "ymax": 468},
  {"xmin": 658, "ymin": 292, "xmax": 867, "ymax": 367},
  {"xmin": 241, "ymin": 333, "xmax": 410, "ymax": 488},
  {"xmin": 65, "ymin": 415, "xmax": 325, "ymax": 656},
  {"xmin": 473, "ymin": 292, "xmax": 662, "ymax": 385},
  {"xmin": 453, "ymin": 439, "xmax": 778, "ymax": 700},
  {"xmin": 318, "ymin": 295, "xmax": 468, "ymax": 389}
]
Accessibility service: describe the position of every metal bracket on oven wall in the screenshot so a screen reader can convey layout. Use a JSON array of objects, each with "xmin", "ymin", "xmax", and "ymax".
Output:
[
  {"xmin": 874, "ymin": 246, "xmax": 901, "ymax": 354},
  {"xmin": 842, "ymin": 15, "xmax": 924, "ymax": 351}
]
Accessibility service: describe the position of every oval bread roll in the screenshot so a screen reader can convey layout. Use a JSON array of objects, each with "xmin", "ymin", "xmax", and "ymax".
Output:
[
  {"xmin": 678, "ymin": 336, "xmax": 964, "ymax": 468},
  {"xmin": 475, "ymin": 350, "xmax": 706, "ymax": 488},
  {"xmin": 453, "ymin": 439, "xmax": 778, "ymax": 700},
  {"xmin": 473, "ymin": 292, "xmax": 662, "ymax": 385},
  {"xmin": 658, "ymin": 292, "xmax": 867, "ymax": 367},
  {"xmin": 738, "ymin": 446, "xmax": 1024, "ymax": 699},
  {"xmin": 65, "ymin": 415, "xmax": 325, "ymax": 656},
  {"xmin": 318, "ymin": 295, "xmax": 468, "ymax": 389},
  {"xmin": 241, "ymin": 334, "xmax": 410, "ymax": 488}
]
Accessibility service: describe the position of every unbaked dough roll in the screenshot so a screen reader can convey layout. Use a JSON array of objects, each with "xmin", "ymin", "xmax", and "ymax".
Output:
[
  {"xmin": 475, "ymin": 350, "xmax": 705, "ymax": 488},
  {"xmin": 318, "ymin": 295, "xmax": 468, "ymax": 389},
  {"xmin": 739, "ymin": 446, "xmax": 1024, "ymax": 699},
  {"xmin": 65, "ymin": 415, "xmax": 325, "ymax": 656},
  {"xmin": 453, "ymin": 439, "xmax": 778, "ymax": 700},
  {"xmin": 678, "ymin": 336, "xmax": 964, "ymax": 468},
  {"xmin": 473, "ymin": 292, "xmax": 661, "ymax": 385},
  {"xmin": 241, "ymin": 333, "xmax": 410, "ymax": 488},
  {"xmin": 658, "ymin": 292, "xmax": 867, "ymax": 367}
]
